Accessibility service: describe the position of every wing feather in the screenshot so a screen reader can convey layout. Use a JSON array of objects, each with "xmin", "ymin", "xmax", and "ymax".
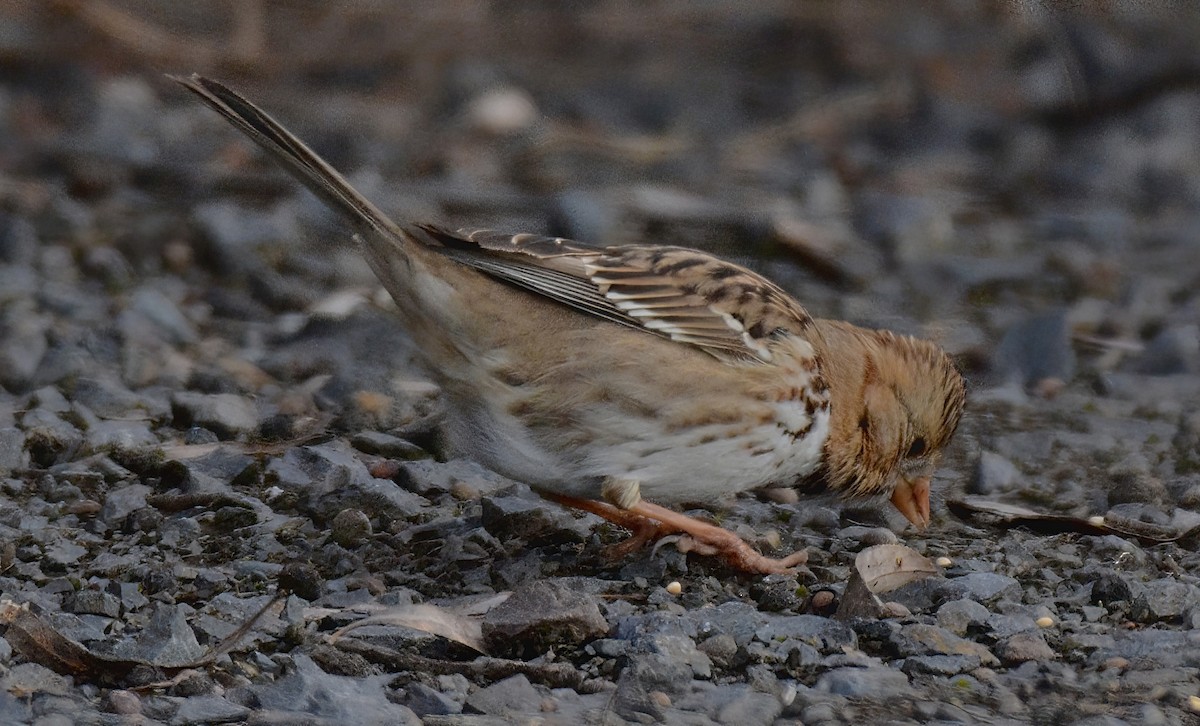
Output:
[{"xmin": 416, "ymin": 225, "xmax": 814, "ymax": 363}]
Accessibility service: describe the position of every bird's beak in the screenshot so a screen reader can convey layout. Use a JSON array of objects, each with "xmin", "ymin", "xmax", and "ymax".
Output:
[{"xmin": 890, "ymin": 476, "xmax": 930, "ymax": 529}]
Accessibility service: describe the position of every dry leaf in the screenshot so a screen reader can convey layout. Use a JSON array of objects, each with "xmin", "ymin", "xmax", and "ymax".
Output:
[
  {"xmin": 0, "ymin": 601, "xmax": 139, "ymax": 684},
  {"xmin": 835, "ymin": 544, "xmax": 938, "ymax": 620},
  {"xmin": 946, "ymin": 497, "xmax": 1199, "ymax": 545},
  {"xmin": 330, "ymin": 600, "xmax": 508, "ymax": 654}
]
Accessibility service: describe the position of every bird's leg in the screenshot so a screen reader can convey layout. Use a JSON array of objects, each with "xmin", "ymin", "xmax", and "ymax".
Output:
[
  {"xmin": 545, "ymin": 478, "xmax": 808, "ymax": 574},
  {"xmin": 628, "ymin": 502, "xmax": 808, "ymax": 575},
  {"xmin": 541, "ymin": 492, "xmax": 681, "ymax": 557}
]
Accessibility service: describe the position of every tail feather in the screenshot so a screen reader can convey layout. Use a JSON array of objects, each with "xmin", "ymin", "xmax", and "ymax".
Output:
[{"xmin": 171, "ymin": 74, "xmax": 403, "ymax": 243}]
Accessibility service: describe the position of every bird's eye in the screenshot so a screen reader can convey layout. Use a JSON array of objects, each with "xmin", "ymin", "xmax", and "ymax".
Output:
[{"xmin": 907, "ymin": 438, "xmax": 927, "ymax": 458}]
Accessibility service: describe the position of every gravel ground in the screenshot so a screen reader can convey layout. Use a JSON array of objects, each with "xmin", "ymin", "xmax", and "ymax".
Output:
[{"xmin": 2, "ymin": 2, "xmax": 1200, "ymax": 725}]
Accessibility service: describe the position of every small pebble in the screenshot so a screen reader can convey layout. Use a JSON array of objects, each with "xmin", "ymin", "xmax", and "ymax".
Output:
[
  {"xmin": 1103, "ymin": 657, "xmax": 1129, "ymax": 671},
  {"xmin": 450, "ymin": 480, "xmax": 480, "ymax": 501},
  {"xmin": 330, "ymin": 508, "xmax": 372, "ymax": 547},
  {"xmin": 1088, "ymin": 515, "xmax": 1106, "ymax": 527},
  {"xmin": 936, "ymin": 556, "xmax": 953, "ymax": 568},
  {"xmin": 1036, "ymin": 616, "xmax": 1055, "ymax": 628},
  {"xmin": 882, "ymin": 601, "xmax": 912, "ymax": 618},
  {"xmin": 1188, "ymin": 695, "xmax": 1200, "ymax": 714},
  {"xmin": 810, "ymin": 589, "xmax": 837, "ymax": 614},
  {"xmin": 761, "ymin": 529, "xmax": 782, "ymax": 550},
  {"xmin": 666, "ymin": 581, "xmax": 682, "ymax": 596},
  {"xmin": 649, "ymin": 690, "xmax": 671, "ymax": 707},
  {"xmin": 468, "ymin": 87, "xmax": 539, "ymax": 134}
]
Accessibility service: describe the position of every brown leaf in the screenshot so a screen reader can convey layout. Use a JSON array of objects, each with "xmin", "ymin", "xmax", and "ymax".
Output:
[
  {"xmin": 835, "ymin": 544, "xmax": 938, "ymax": 620},
  {"xmin": 946, "ymin": 497, "xmax": 1197, "ymax": 545},
  {"xmin": 329, "ymin": 597, "xmax": 511, "ymax": 654},
  {"xmin": 0, "ymin": 602, "xmax": 138, "ymax": 684}
]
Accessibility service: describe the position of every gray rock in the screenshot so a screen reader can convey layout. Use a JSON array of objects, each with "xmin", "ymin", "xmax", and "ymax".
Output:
[
  {"xmin": 835, "ymin": 525, "xmax": 898, "ymax": 547},
  {"xmin": 244, "ymin": 654, "xmax": 419, "ymax": 724},
  {"xmin": 0, "ymin": 213, "xmax": 37, "ymax": 265},
  {"xmin": 480, "ymin": 493, "xmax": 590, "ymax": 544},
  {"xmin": 350, "ymin": 430, "xmax": 429, "ymax": 459},
  {"xmin": 20, "ymin": 410, "xmax": 82, "ymax": 467},
  {"xmin": 84, "ymin": 420, "xmax": 158, "ymax": 457},
  {"xmin": 1136, "ymin": 325, "xmax": 1198, "ymax": 375},
  {"xmin": 714, "ymin": 686, "xmax": 785, "ymax": 726},
  {"xmin": 171, "ymin": 392, "xmax": 258, "ymax": 439},
  {"xmin": 996, "ymin": 632, "xmax": 1057, "ymax": 665},
  {"xmin": 754, "ymin": 614, "xmax": 857, "ymax": 654},
  {"xmin": 815, "ymin": 667, "xmax": 913, "ymax": 699},
  {"xmin": 750, "ymin": 574, "xmax": 808, "ymax": 612},
  {"xmin": 396, "ymin": 458, "xmax": 508, "ymax": 497},
  {"xmin": 130, "ymin": 287, "xmax": 197, "ymax": 345},
  {"xmin": 67, "ymin": 589, "xmax": 121, "ymax": 618},
  {"xmin": 612, "ymin": 652, "xmax": 694, "ymax": 721},
  {"xmin": 0, "ymin": 301, "xmax": 49, "ymax": 389},
  {"xmin": 641, "ymin": 633, "xmax": 713, "ymax": 679},
  {"xmin": 482, "ymin": 579, "xmax": 609, "ymax": 657},
  {"xmin": 944, "ymin": 572, "xmax": 1022, "ymax": 604},
  {"xmin": 269, "ymin": 441, "xmax": 426, "ymax": 522},
  {"xmin": 169, "ymin": 694, "xmax": 248, "ymax": 725},
  {"xmin": 900, "ymin": 654, "xmax": 981, "ymax": 675},
  {"xmin": 100, "ymin": 484, "xmax": 151, "ymax": 526},
  {"xmin": 105, "ymin": 604, "xmax": 205, "ymax": 667},
  {"xmin": 1088, "ymin": 572, "xmax": 1133, "ymax": 606},
  {"xmin": 74, "ymin": 378, "xmax": 166, "ymax": 421},
  {"xmin": 894, "ymin": 623, "xmax": 999, "ymax": 666},
  {"xmin": 402, "ymin": 681, "xmax": 461, "ymax": 716},
  {"xmin": 1069, "ymin": 717, "xmax": 1134, "ymax": 726},
  {"xmin": 971, "ymin": 451, "xmax": 1021, "ymax": 494},
  {"xmin": 698, "ymin": 633, "xmax": 738, "ymax": 668},
  {"xmin": 936, "ymin": 599, "xmax": 990, "ymax": 636},
  {"xmin": 0, "ymin": 428, "xmax": 27, "ymax": 475},
  {"xmin": 1130, "ymin": 578, "xmax": 1200, "ymax": 623},
  {"xmin": 329, "ymin": 508, "xmax": 372, "ymax": 547},
  {"xmin": 463, "ymin": 673, "xmax": 541, "ymax": 717},
  {"xmin": 994, "ymin": 310, "xmax": 1076, "ymax": 389},
  {"xmin": 985, "ymin": 613, "xmax": 1041, "ymax": 639},
  {"xmin": 44, "ymin": 541, "xmax": 87, "ymax": 568}
]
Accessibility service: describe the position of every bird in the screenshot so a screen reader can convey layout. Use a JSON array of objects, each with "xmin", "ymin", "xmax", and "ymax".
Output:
[{"xmin": 173, "ymin": 75, "xmax": 966, "ymax": 575}]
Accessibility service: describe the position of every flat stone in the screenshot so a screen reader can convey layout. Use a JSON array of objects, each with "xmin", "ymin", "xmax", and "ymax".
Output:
[
  {"xmin": 401, "ymin": 681, "xmax": 461, "ymax": 716},
  {"xmin": 996, "ymin": 632, "xmax": 1057, "ymax": 665},
  {"xmin": 971, "ymin": 451, "xmax": 1021, "ymax": 494},
  {"xmin": 67, "ymin": 589, "xmax": 121, "ymax": 618},
  {"xmin": 0, "ymin": 428, "xmax": 27, "ymax": 474},
  {"xmin": 900, "ymin": 654, "xmax": 982, "ymax": 676},
  {"xmin": 944, "ymin": 572, "xmax": 1022, "ymax": 604},
  {"xmin": 754, "ymin": 614, "xmax": 857, "ymax": 654},
  {"xmin": 169, "ymin": 695, "xmax": 248, "ymax": 725},
  {"xmin": 895, "ymin": 623, "xmax": 999, "ymax": 666},
  {"xmin": 171, "ymin": 392, "xmax": 258, "ymax": 439},
  {"xmin": 84, "ymin": 420, "xmax": 158, "ymax": 456},
  {"xmin": 936, "ymin": 599, "xmax": 990, "ymax": 636},
  {"xmin": 463, "ymin": 674, "xmax": 541, "ymax": 717},
  {"xmin": 815, "ymin": 667, "xmax": 912, "ymax": 699},
  {"xmin": 1131, "ymin": 579, "xmax": 1200, "ymax": 623},
  {"xmin": 99, "ymin": 484, "xmax": 151, "ymax": 527},
  {"xmin": 482, "ymin": 578, "xmax": 609, "ymax": 657}
]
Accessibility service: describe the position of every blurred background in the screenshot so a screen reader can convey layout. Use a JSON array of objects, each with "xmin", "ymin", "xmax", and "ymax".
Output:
[{"xmin": 1, "ymin": 1, "xmax": 1199, "ymax": 494}]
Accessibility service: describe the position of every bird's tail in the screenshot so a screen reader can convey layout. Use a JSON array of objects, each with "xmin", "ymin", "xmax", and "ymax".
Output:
[{"xmin": 171, "ymin": 74, "xmax": 406, "ymax": 247}]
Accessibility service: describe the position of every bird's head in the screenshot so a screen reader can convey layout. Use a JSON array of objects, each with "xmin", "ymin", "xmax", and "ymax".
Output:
[{"xmin": 810, "ymin": 321, "xmax": 966, "ymax": 527}]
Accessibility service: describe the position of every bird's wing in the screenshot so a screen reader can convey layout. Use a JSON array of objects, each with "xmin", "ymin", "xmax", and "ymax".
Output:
[{"xmin": 418, "ymin": 225, "xmax": 815, "ymax": 364}]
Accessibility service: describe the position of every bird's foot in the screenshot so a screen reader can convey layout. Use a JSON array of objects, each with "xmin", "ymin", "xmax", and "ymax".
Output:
[
  {"xmin": 632, "ymin": 502, "xmax": 807, "ymax": 575},
  {"xmin": 544, "ymin": 493, "xmax": 806, "ymax": 575}
]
